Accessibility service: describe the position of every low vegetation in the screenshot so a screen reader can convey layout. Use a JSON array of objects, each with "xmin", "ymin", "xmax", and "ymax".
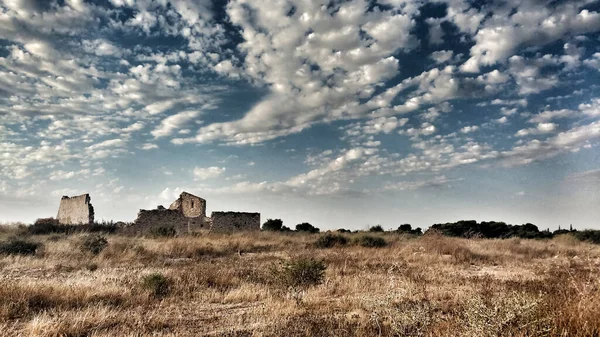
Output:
[
  {"xmin": 0, "ymin": 239, "xmax": 41, "ymax": 256},
  {"xmin": 0, "ymin": 223, "xmax": 600, "ymax": 336},
  {"xmin": 314, "ymin": 233, "xmax": 348, "ymax": 248},
  {"xmin": 80, "ymin": 235, "xmax": 108, "ymax": 255}
]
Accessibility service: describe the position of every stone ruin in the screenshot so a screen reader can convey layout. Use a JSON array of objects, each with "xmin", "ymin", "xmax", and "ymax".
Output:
[
  {"xmin": 53, "ymin": 191, "xmax": 261, "ymax": 233},
  {"xmin": 56, "ymin": 194, "xmax": 94, "ymax": 225},
  {"xmin": 133, "ymin": 191, "xmax": 260, "ymax": 234},
  {"xmin": 211, "ymin": 211, "xmax": 260, "ymax": 232},
  {"xmin": 134, "ymin": 192, "xmax": 210, "ymax": 234}
]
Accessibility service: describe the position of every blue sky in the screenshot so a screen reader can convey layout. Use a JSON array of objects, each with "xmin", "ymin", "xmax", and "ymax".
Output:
[{"xmin": 1, "ymin": 0, "xmax": 600, "ymax": 230}]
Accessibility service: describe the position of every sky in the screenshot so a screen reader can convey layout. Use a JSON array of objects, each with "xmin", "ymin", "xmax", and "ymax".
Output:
[{"xmin": 1, "ymin": 0, "xmax": 600, "ymax": 231}]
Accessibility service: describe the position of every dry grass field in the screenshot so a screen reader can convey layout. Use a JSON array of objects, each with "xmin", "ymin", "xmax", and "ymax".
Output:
[{"xmin": 1, "ymin": 227, "xmax": 600, "ymax": 337}]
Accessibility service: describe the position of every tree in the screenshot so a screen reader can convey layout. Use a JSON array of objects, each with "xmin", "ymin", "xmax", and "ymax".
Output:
[
  {"xmin": 398, "ymin": 224, "xmax": 412, "ymax": 232},
  {"xmin": 369, "ymin": 225, "xmax": 384, "ymax": 232},
  {"xmin": 262, "ymin": 219, "xmax": 283, "ymax": 231},
  {"xmin": 296, "ymin": 222, "xmax": 320, "ymax": 233}
]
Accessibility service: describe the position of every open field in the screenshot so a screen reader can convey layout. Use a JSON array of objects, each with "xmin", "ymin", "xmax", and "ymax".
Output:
[{"xmin": 1, "ymin": 228, "xmax": 600, "ymax": 336}]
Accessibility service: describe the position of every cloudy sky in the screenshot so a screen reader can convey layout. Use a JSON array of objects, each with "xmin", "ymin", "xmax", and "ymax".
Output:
[{"xmin": 1, "ymin": 0, "xmax": 600, "ymax": 230}]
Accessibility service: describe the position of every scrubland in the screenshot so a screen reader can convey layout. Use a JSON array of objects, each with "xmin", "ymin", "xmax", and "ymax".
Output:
[{"xmin": 0, "ymin": 227, "xmax": 599, "ymax": 336}]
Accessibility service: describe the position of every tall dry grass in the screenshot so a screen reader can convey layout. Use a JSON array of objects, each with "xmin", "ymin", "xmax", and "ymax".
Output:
[{"xmin": 0, "ymin": 230, "xmax": 599, "ymax": 336}]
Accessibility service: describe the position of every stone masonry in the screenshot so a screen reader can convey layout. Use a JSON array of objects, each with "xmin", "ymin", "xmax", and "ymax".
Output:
[
  {"xmin": 211, "ymin": 212, "xmax": 260, "ymax": 232},
  {"xmin": 56, "ymin": 194, "xmax": 94, "ymax": 225},
  {"xmin": 169, "ymin": 192, "xmax": 206, "ymax": 218},
  {"xmin": 133, "ymin": 192, "xmax": 210, "ymax": 234}
]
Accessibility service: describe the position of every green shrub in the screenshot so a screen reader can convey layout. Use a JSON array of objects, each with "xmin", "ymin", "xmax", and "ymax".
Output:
[
  {"xmin": 150, "ymin": 226, "xmax": 176, "ymax": 237},
  {"xmin": 141, "ymin": 273, "xmax": 171, "ymax": 297},
  {"xmin": 315, "ymin": 234, "xmax": 348, "ymax": 248},
  {"xmin": 355, "ymin": 235, "xmax": 387, "ymax": 248},
  {"xmin": 269, "ymin": 257, "xmax": 327, "ymax": 289},
  {"xmin": 0, "ymin": 239, "xmax": 41, "ymax": 256},
  {"xmin": 296, "ymin": 222, "xmax": 320, "ymax": 233},
  {"xmin": 28, "ymin": 219, "xmax": 118, "ymax": 235},
  {"xmin": 80, "ymin": 235, "xmax": 108, "ymax": 255},
  {"xmin": 369, "ymin": 225, "xmax": 384, "ymax": 232},
  {"xmin": 262, "ymin": 219, "xmax": 283, "ymax": 231},
  {"xmin": 573, "ymin": 230, "xmax": 600, "ymax": 244}
]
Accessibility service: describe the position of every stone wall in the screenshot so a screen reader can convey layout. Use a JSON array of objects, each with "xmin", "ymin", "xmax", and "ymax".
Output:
[
  {"xmin": 169, "ymin": 192, "xmax": 206, "ymax": 218},
  {"xmin": 56, "ymin": 194, "xmax": 94, "ymax": 225},
  {"xmin": 211, "ymin": 212, "xmax": 260, "ymax": 232},
  {"xmin": 132, "ymin": 208, "xmax": 211, "ymax": 235}
]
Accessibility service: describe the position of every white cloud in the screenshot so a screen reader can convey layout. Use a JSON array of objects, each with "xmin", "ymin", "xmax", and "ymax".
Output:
[
  {"xmin": 152, "ymin": 110, "xmax": 202, "ymax": 138},
  {"xmin": 461, "ymin": 3, "xmax": 600, "ymax": 73},
  {"xmin": 383, "ymin": 176, "xmax": 456, "ymax": 191},
  {"xmin": 584, "ymin": 53, "xmax": 600, "ymax": 71},
  {"xmin": 460, "ymin": 126, "xmax": 480, "ymax": 134},
  {"xmin": 193, "ymin": 166, "xmax": 225, "ymax": 180},
  {"xmin": 82, "ymin": 39, "xmax": 126, "ymax": 57},
  {"xmin": 430, "ymin": 50, "xmax": 454, "ymax": 64},
  {"xmin": 529, "ymin": 109, "xmax": 575, "ymax": 123},
  {"xmin": 516, "ymin": 123, "xmax": 558, "ymax": 137},
  {"xmin": 140, "ymin": 143, "xmax": 158, "ymax": 150}
]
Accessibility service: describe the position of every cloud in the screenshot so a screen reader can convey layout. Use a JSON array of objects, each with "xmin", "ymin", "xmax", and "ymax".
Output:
[
  {"xmin": 501, "ymin": 120, "xmax": 600, "ymax": 166},
  {"xmin": 174, "ymin": 0, "xmax": 421, "ymax": 145},
  {"xmin": 383, "ymin": 176, "xmax": 457, "ymax": 191},
  {"xmin": 82, "ymin": 39, "xmax": 126, "ymax": 57},
  {"xmin": 584, "ymin": 53, "xmax": 600, "ymax": 71},
  {"xmin": 193, "ymin": 166, "xmax": 225, "ymax": 180},
  {"xmin": 460, "ymin": 126, "xmax": 479, "ymax": 134},
  {"xmin": 152, "ymin": 110, "xmax": 202, "ymax": 138},
  {"xmin": 460, "ymin": 2, "xmax": 600, "ymax": 73},
  {"xmin": 430, "ymin": 50, "xmax": 454, "ymax": 64},
  {"xmin": 516, "ymin": 123, "xmax": 558, "ymax": 137}
]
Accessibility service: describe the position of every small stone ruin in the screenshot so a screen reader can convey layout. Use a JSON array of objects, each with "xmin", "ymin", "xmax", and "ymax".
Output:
[
  {"xmin": 211, "ymin": 211, "xmax": 260, "ymax": 232},
  {"xmin": 56, "ymin": 194, "xmax": 94, "ymax": 225},
  {"xmin": 133, "ymin": 191, "xmax": 260, "ymax": 234},
  {"xmin": 53, "ymin": 191, "xmax": 261, "ymax": 234}
]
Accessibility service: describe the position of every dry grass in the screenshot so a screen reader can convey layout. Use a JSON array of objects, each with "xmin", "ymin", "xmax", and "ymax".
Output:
[{"xmin": 0, "ymin": 228, "xmax": 599, "ymax": 336}]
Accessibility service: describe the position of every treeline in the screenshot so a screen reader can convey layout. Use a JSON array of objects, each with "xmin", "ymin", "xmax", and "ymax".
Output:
[{"xmin": 429, "ymin": 220, "xmax": 600, "ymax": 244}]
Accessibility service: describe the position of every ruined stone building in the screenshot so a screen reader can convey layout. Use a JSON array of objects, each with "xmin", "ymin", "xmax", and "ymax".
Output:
[
  {"xmin": 169, "ymin": 192, "xmax": 206, "ymax": 218},
  {"xmin": 133, "ymin": 192, "xmax": 260, "ymax": 234},
  {"xmin": 211, "ymin": 212, "xmax": 260, "ymax": 232},
  {"xmin": 134, "ymin": 192, "xmax": 210, "ymax": 234},
  {"xmin": 56, "ymin": 194, "xmax": 94, "ymax": 225}
]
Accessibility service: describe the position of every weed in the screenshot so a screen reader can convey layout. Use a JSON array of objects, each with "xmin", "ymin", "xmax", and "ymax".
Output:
[
  {"xmin": 355, "ymin": 235, "xmax": 387, "ymax": 248},
  {"xmin": 315, "ymin": 234, "xmax": 348, "ymax": 248},
  {"xmin": 269, "ymin": 257, "xmax": 327, "ymax": 289},
  {"xmin": 0, "ymin": 239, "xmax": 41, "ymax": 256},
  {"xmin": 80, "ymin": 235, "xmax": 108, "ymax": 255},
  {"xmin": 141, "ymin": 273, "xmax": 171, "ymax": 298}
]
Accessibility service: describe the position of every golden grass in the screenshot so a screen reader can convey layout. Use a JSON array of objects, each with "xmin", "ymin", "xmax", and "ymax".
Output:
[{"xmin": 0, "ymin": 229, "xmax": 599, "ymax": 336}]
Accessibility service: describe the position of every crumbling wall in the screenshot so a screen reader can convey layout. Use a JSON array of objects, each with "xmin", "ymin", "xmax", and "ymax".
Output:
[
  {"xmin": 56, "ymin": 194, "xmax": 94, "ymax": 225},
  {"xmin": 132, "ymin": 208, "xmax": 211, "ymax": 235},
  {"xmin": 169, "ymin": 192, "xmax": 206, "ymax": 218},
  {"xmin": 133, "ymin": 208, "xmax": 187, "ymax": 233},
  {"xmin": 211, "ymin": 212, "xmax": 260, "ymax": 232}
]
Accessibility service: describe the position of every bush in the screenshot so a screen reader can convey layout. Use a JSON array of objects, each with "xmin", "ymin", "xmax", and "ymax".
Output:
[
  {"xmin": 315, "ymin": 234, "xmax": 348, "ymax": 248},
  {"xmin": 149, "ymin": 226, "xmax": 176, "ymax": 237},
  {"xmin": 296, "ymin": 222, "xmax": 320, "ymax": 233},
  {"xmin": 141, "ymin": 273, "xmax": 171, "ymax": 298},
  {"xmin": 269, "ymin": 257, "xmax": 327, "ymax": 289},
  {"xmin": 369, "ymin": 225, "xmax": 384, "ymax": 232},
  {"xmin": 0, "ymin": 239, "xmax": 41, "ymax": 256},
  {"xmin": 262, "ymin": 219, "xmax": 283, "ymax": 231},
  {"xmin": 573, "ymin": 230, "xmax": 600, "ymax": 244},
  {"xmin": 80, "ymin": 235, "xmax": 108, "ymax": 255},
  {"xmin": 355, "ymin": 235, "xmax": 387, "ymax": 248},
  {"xmin": 27, "ymin": 219, "xmax": 118, "ymax": 235},
  {"xmin": 397, "ymin": 224, "xmax": 423, "ymax": 235}
]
